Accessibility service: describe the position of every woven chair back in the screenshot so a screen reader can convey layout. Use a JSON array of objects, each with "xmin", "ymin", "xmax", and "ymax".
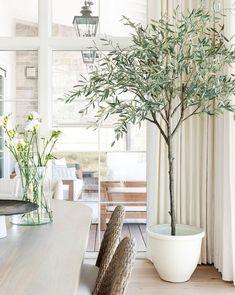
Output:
[
  {"xmin": 93, "ymin": 237, "xmax": 136, "ymax": 295},
  {"xmin": 95, "ymin": 205, "xmax": 125, "ymax": 291}
]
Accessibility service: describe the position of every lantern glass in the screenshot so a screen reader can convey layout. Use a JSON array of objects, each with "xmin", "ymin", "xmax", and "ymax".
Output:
[
  {"xmin": 81, "ymin": 50, "xmax": 97, "ymax": 63},
  {"xmin": 73, "ymin": 16, "xmax": 99, "ymax": 37}
]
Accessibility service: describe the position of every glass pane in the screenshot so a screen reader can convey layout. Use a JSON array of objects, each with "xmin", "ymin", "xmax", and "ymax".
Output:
[
  {"xmin": 0, "ymin": 51, "xmax": 38, "ymax": 96},
  {"xmin": 52, "ymin": 0, "xmax": 146, "ymax": 37},
  {"xmin": 52, "ymin": 151, "xmax": 99, "ymax": 202},
  {"xmin": 0, "ymin": 50, "xmax": 38, "ymax": 124},
  {"xmin": 100, "ymin": 127, "xmax": 126, "ymax": 152},
  {"xmin": 54, "ymin": 127, "xmax": 98, "ymax": 151},
  {"xmin": 129, "ymin": 121, "xmax": 146, "ymax": 151},
  {"xmin": 52, "ymin": 0, "xmax": 99, "ymax": 37},
  {"xmin": 53, "ymin": 51, "xmax": 101, "ymax": 126},
  {"xmin": 100, "ymin": 151, "xmax": 146, "ymax": 183},
  {"xmin": 0, "ymin": 50, "xmax": 38, "ymax": 178},
  {"xmin": 100, "ymin": 0, "xmax": 147, "ymax": 36},
  {"xmin": 0, "ymin": 0, "xmax": 38, "ymax": 36},
  {"xmin": 1, "ymin": 100, "xmax": 39, "ymax": 179}
]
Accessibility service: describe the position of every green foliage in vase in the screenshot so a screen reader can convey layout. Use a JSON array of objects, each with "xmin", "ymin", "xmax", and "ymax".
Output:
[
  {"xmin": 66, "ymin": 8, "xmax": 235, "ymax": 235},
  {"xmin": 1, "ymin": 112, "xmax": 61, "ymax": 168}
]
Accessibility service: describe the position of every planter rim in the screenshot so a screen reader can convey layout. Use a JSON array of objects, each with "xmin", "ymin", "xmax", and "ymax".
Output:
[{"xmin": 147, "ymin": 224, "xmax": 205, "ymax": 241}]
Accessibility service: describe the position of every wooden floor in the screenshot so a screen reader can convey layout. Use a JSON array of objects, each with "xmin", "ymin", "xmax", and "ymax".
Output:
[
  {"xmin": 85, "ymin": 259, "xmax": 235, "ymax": 294},
  {"xmin": 87, "ymin": 223, "xmax": 146, "ymax": 252},
  {"xmin": 126, "ymin": 260, "xmax": 235, "ymax": 294}
]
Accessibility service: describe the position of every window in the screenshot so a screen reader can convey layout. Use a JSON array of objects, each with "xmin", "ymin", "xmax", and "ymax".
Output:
[
  {"xmin": 0, "ymin": 67, "xmax": 6, "ymax": 177},
  {"xmin": 0, "ymin": 0, "xmax": 38, "ymax": 37},
  {"xmin": 0, "ymin": 0, "xmax": 148, "ymax": 254},
  {"xmin": 52, "ymin": 0, "xmax": 146, "ymax": 37},
  {"xmin": 0, "ymin": 50, "xmax": 38, "ymax": 177}
]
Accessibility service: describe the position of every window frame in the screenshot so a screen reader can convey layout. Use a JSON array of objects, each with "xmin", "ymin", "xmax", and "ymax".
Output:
[{"xmin": 0, "ymin": 0, "xmax": 158, "ymax": 257}]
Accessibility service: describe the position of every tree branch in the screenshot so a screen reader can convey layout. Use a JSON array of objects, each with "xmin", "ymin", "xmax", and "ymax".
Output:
[
  {"xmin": 171, "ymin": 100, "xmax": 182, "ymax": 118},
  {"xmin": 160, "ymin": 112, "xmax": 168, "ymax": 125},
  {"xmin": 182, "ymin": 105, "xmax": 201, "ymax": 122},
  {"xmin": 149, "ymin": 111, "xmax": 169, "ymax": 144},
  {"xmin": 171, "ymin": 84, "xmax": 185, "ymax": 137}
]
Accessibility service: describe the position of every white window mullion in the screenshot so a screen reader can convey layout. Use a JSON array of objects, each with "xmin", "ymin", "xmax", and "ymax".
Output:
[
  {"xmin": 38, "ymin": 0, "xmax": 52, "ymax": 135},
  {"xmin": 50, "ymin": 37, "xmax": 132, "ymax": 51},
  {"xmin": 146, "ymin": 0, "xmax": 161, "ymax": 255},
  {"xmin": 0, "ymin": 37, "xmax": 40, "ymax": 50}
]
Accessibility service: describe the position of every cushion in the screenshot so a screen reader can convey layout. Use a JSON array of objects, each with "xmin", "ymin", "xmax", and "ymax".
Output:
[
  {"xmin": 77, "ymin": 263, "xmax": 99, "ymax": 295},
  {"xmin": 53, "ymin": 158, "xmax": 67, "ymax": 167},
  {"xmin": 54, "ymin": 167, "xmax": 76, "ymax": 180},
  {"xmin": 67, "ymin": 163, "xmax": 80, "ymax": 170}
]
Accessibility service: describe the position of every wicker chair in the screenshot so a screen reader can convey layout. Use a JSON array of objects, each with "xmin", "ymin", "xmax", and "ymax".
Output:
[
  {"xmin": 78, "ymin": 206, "xmax": 125, "ymax": 295},
  {"xmin": 93, "ymin": 237, "xmax": 136, "ymax": 295}
]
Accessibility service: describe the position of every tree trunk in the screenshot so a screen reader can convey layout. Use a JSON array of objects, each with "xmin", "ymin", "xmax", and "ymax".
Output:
[{"xmin": 168, "ymin": 136, "xmax": 176, "ymax": 235}]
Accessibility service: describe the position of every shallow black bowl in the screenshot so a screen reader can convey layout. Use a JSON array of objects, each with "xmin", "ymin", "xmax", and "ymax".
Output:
[{"xmin": 0, "ymin": 199, "xmax": 39, "ymax": 216}]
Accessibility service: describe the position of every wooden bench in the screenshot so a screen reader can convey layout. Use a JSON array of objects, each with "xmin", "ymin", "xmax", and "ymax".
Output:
[{"xmin": 100, "ymin": 181, "xmax": 147, "ymax": 230}]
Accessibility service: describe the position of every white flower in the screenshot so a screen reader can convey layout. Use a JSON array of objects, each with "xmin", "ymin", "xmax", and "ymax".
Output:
[
  {"xmin": 27, "ymin": 112, "xmax": 41, "ymax": 122},
  {"xmin": 25, "ymin": 120, "xmax": 41, "ymax": 132},
  {"xmin": 12, "ymin": 138, "xmax": 26, "ymax": 147}
]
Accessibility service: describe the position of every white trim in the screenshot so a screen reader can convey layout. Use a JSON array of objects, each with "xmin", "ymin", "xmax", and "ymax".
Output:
[
  {"xmin": 38, "ymin": 0, "xmax": 52, "ymax": 134},
  {"xmin": 0, "ymin": 37, "xmax": 131, "ymax": 51},
  {"xmin": 50, "ymin": 37, "xmax": 132, "ymax": 50},
  {"xmin": 146, "ymin": 0, "xmax": 160, "ymax": 257},
  {"xmin": 0, "ymin": 38, "xmax": 40, "ymax": 50}
]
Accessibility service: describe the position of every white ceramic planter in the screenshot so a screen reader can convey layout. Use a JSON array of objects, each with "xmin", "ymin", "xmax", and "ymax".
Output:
[{"xmin": 147, "ymin": 224, "xmax": 205, "ymax": 283}]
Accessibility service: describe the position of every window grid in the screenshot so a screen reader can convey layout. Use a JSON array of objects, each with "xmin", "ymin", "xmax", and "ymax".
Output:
[{"xmin": 0, "ymin": 0, "xmax": 152, "ymax": 255}]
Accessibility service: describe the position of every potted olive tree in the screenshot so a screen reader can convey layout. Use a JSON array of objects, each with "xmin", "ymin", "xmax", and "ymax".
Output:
[{"xmin": 66, "ymin": 9, "xmax": 235, "ymax": 282}]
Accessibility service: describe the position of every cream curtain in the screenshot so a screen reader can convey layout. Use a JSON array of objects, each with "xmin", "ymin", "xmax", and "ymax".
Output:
[{"xmin": 147, "ymin": 0, "xmax": 235, "ymax": 283}]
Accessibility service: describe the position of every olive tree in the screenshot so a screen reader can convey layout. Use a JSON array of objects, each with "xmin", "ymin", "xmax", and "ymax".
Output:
[{"xmin": 66, "ymin": 9, "xmax": 235, "ymax": 235}]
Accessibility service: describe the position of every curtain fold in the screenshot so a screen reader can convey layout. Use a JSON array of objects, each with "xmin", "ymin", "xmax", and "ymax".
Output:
[{"xmin": 147, "ymin": 0, "xmax": 235, "ymax": 284}]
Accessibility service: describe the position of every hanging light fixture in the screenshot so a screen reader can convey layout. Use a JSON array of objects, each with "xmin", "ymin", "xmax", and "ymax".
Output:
[
  {"xmin": 73, "ymin": 1, "xmax": 99, "ymax": 37},
  {"xmin": 81, "ymin": 50, "xmax": 99, "ymax": 64},
  {"xmin": 73, "ymin": 1, "xmax": 99, "ymax": 65}
]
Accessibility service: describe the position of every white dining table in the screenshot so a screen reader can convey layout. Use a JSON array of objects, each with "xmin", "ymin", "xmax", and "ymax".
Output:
[{"xmin": 0, "ymin": 199, "xmax": 92, "ymax": 295}]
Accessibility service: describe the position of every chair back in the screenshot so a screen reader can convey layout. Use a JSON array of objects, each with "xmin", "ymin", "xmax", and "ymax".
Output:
[
  {"xmin": 95, "ymin": 205, "xmax": 125, "ymax": 288},
  {"xmin": 93, "ymin": 237, "xmax": 136, "ymax": 295}
]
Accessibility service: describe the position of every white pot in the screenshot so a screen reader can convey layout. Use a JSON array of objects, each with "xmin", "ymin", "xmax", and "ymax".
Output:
[{"xmin": 147, "ymin": 224, "xmax": 205, "ymax": 283}]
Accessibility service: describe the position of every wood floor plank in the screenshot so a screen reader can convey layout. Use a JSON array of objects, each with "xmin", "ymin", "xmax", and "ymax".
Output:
[
  {"xmin": 84, "ymin": 259, "xmax": 234, "ymax": 294},
  {"xmin": 129, "ymin": 223, "xmax": 146, "ymax": 252},
  {"xmin": 88, "ymin": 223, "xmax": 147, "ymax": 252},
  {"xmin": 139, "ymin": 224, "xmax": 147, "ymax": 246},
  {"xmin": 126, "ymin": 260, "xmax": 234, "ymax": 295}
]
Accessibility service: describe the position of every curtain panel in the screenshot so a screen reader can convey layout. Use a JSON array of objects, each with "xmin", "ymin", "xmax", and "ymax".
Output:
[{"xmin": 147, "ymin": 0, "xmax": 235, "ymax": 283}]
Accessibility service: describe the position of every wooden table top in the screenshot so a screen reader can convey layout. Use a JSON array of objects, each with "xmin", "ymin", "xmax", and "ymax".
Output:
[{"xmin": 0, "ymin": 200, "xmax": 92, "ymax": 295}]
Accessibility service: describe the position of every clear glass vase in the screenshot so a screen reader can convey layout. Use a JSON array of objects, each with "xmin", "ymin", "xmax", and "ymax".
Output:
[{"xmin": 11, "ymin": 166, "xmax": 53, "ymax": 225}]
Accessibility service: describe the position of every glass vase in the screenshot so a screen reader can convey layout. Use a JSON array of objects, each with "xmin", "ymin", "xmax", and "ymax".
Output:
[{"xmin": 11, "ymin": 166, "xmax": 53, "ymax": 225}]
